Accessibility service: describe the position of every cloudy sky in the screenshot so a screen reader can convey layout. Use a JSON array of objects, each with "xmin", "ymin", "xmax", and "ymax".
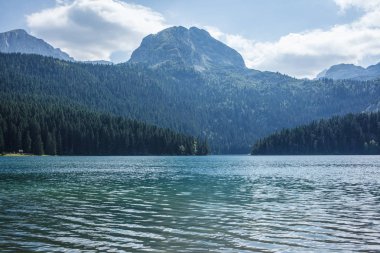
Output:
[{"xmin": 1, "ymin": 0, "xmax": 380, "ymax": 78}]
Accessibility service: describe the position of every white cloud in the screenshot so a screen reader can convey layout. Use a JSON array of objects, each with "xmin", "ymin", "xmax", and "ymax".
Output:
[
  {"xmin": 27, "ymin": 0, "xmax": 380, "ymax": 78},
  {"xmin": 334, "ymin": 0, "xmax": 380, "ymax": 12},
  {"xmin": 27, "ymin": 0, "xmax": 168, "ymax": 62},
  {"xmin": 206, "ymin": 1, "xmax": 380, "ymax": 78}
]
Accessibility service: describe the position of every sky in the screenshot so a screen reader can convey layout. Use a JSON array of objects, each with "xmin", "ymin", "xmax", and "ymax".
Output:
[{"xmin": 0, "ymin": 0, "xmax": 380, "ymax": 78}]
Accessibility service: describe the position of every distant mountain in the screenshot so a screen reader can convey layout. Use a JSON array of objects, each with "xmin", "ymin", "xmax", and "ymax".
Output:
[
  {"xmin": 0, "ymin": 29, "xmax": 73, "ymax": 61},
  {"xmin": 317, "ymin": 62, "xmax": 380, "ymax": 80},
  {"xmin": 129, "ymin": 26, "xmax": 246, "ymax": 71},
  {"xmin": 81, "ymin": 60, "xmax": 113, "ymax": 65}
]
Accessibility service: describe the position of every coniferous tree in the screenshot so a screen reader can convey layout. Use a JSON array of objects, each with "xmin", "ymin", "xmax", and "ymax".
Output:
[
  {"xmin": 22, "ymin": 130, "xmax": 32, "ymax": 153},
  {"xmin": 0, "ymin": 127, "xmax": 4, "ymax": 153},
  {"xmin": 32, "ymin": 134, "xmax": 44, "ymax": 155},
  {"xmin": 30, "ymin": 120, "xmax": 44, "ymax": 155},
  {"xmin": 45, "ymin": 132, "xmax": 56, "ymax": 155}
]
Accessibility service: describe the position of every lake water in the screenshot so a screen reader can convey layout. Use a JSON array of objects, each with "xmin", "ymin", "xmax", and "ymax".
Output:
[{"xmin": 0, "ymin": 155, "xmax": 379, "ymax": 252}]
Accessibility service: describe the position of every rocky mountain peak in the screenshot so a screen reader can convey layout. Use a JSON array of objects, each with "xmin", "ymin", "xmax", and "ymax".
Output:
[{"xmin": 129, "ymin": 26, "xmax": 246, "ymax": 71}]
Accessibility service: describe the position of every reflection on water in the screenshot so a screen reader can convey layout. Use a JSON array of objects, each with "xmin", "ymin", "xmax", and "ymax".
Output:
[{"xmin": 0, "ymin": 156, "xmax": 379, "ymax": 252}]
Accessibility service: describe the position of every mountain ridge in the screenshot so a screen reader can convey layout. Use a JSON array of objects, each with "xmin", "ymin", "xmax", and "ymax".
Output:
[
  {"xmin": 0, "ymin": 29, "xmax": 73, "ymax": 61},
  {"xmin": 317, "ymin": 62, "xmax": 380, "ymax": 80}
]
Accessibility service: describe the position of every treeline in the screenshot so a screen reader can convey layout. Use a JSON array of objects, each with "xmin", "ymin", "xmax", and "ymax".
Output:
[
  {"xmin": 252, "ymin": 112, "xmax": 380, "ymax": 155},
  {"xmin": 0, "ymin": 96, "xmax": 208, "ymax": 155}
]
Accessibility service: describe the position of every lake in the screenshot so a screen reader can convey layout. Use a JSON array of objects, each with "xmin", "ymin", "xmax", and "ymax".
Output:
[{"xmin": 0, "ymin": 155, "xmax": 379, "ymax": 252}]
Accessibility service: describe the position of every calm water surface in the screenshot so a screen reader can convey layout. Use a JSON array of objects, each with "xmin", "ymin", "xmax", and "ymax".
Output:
[{"xmin": 0, "ymin": 155, "xmax": 379, "ymax": 252}]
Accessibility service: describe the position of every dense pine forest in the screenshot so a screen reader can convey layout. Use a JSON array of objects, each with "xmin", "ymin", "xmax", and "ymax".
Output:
[
  {"xmin": 1, "ymin": 53, "xmax": 380, "ymax": 153},
  {"xmin": 0, "ymin": 95, "xmax": 208, "ymax": 156},
  {"xmin": 251, "ymin": 112, "xmax": 380, "ymax": 155}
]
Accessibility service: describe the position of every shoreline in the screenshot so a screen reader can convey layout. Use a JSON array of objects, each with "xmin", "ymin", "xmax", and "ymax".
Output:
[{"xmin": 0, "ymin": 153, "xmax": 48, "ymax": 157}]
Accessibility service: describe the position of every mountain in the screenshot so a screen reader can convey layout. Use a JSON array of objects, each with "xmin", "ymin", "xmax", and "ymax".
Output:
[
  {"xmin": 1, "ymin": 26, "xmax": 380, "ymax": 153},
  {"xmin": 317, "ymin": 62, "xmax": 380, "ymax": 80},
  {"xmin": 81, "ymin": 60, "xmax": 113, "ymax": 65},
  {"xmin": 2, "ymin": 53, "xmax": 380, "ymax": 153},
  {"xmin": 0, "ymin": 29, "xmax": 73, "ymax": 61},
  {"xmin": 129, "ymin": 26, "xmax": 246, "ymax": 71},
  {"xmin": 367, "ymin": 63, "xmax": 380, "ymax": 79},
  {"xmin": 251, "ymin": 112, "xmax": 380, "ymax": 155}
]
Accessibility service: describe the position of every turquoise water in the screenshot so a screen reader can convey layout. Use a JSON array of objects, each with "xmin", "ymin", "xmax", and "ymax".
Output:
[{"xmin": 0, "ymin": 155, "xmax": 379, "ymax": 252}]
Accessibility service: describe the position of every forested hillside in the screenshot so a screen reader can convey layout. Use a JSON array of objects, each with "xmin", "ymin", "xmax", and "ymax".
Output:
[
  {"xmin": 1, "ymin": 53, "xmax": 380, "ymax": 153},
  {"xmin": 251, "ymin": 112, "xmax": 380, "ymax": 155},
  {"xmin": 0, "ymin": 95, "xmax": 208, "ymax": 155}
]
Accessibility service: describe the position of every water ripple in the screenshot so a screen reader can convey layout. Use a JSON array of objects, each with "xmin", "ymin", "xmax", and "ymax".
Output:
[{"xmin": 0, "ymin": 155, "xmax": 379, "ymax": 252}]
